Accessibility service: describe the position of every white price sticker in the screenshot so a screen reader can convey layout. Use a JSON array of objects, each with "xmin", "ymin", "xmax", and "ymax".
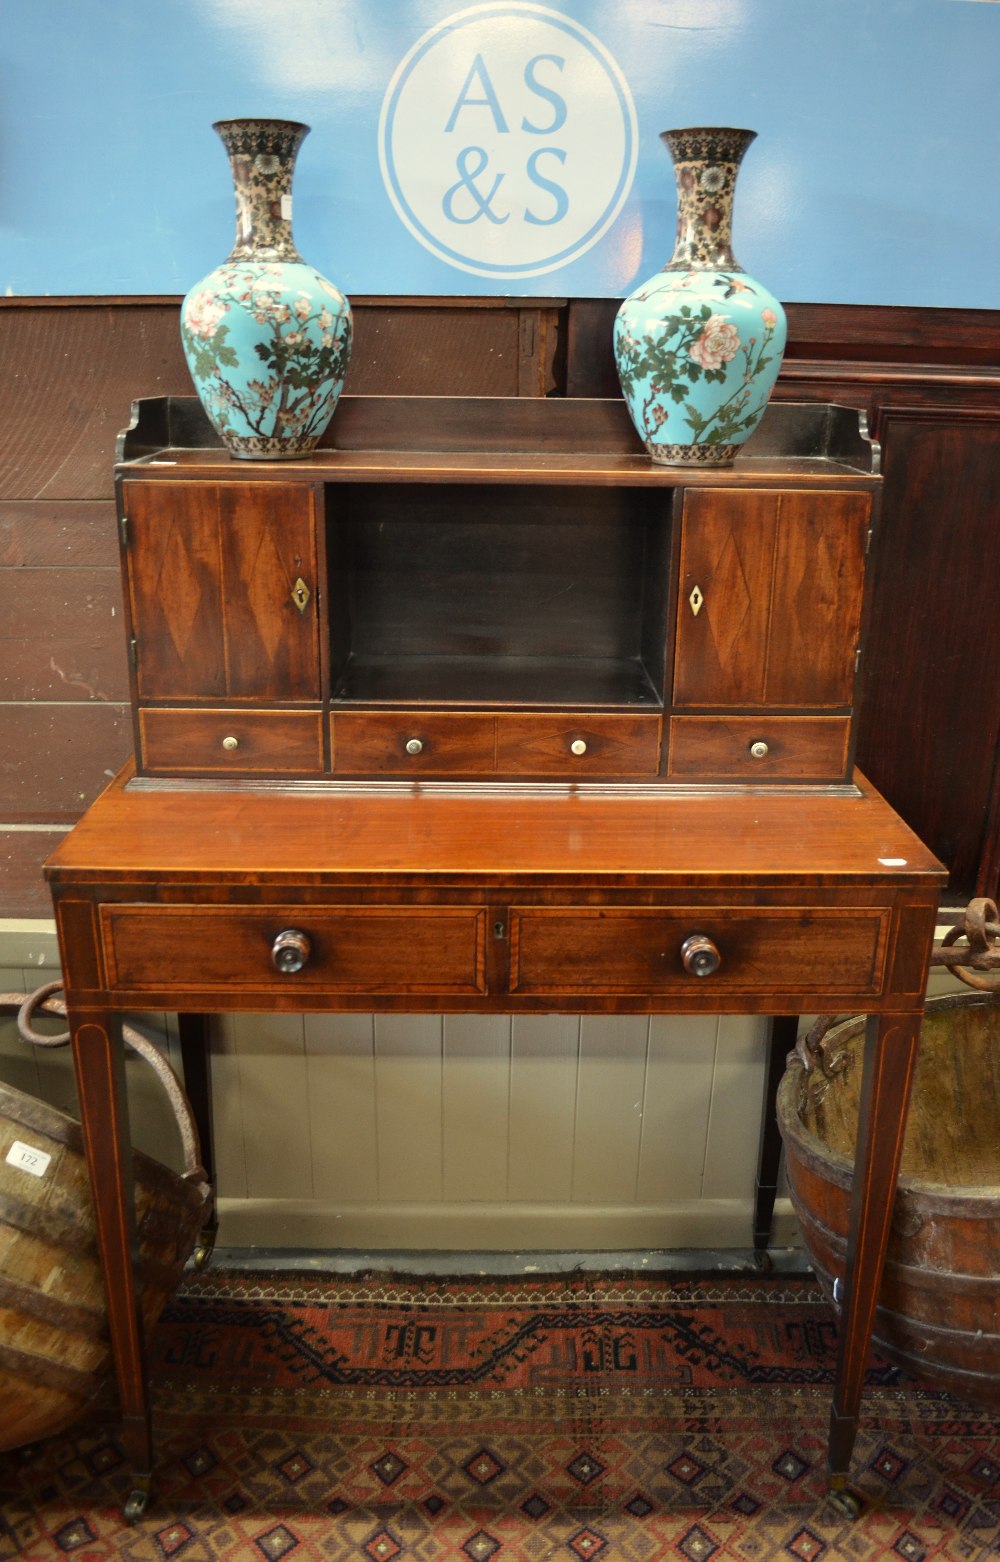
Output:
[
  {"xmin": 280, "ymin": 194, "xmax": 293, "ymax": 220},
  {"xmin": 5, "ymin": 1140, "xmax": 52, "ymax": 1178}
]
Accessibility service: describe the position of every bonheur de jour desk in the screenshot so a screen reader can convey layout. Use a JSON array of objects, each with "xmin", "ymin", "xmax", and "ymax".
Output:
[
  {"xmin": 44, "ymin": 395, "xmax": 944, "ymax": 1515},
  {"xmin": 45, "ymin": 767, "xmax": 943, "ymax": 1516}
]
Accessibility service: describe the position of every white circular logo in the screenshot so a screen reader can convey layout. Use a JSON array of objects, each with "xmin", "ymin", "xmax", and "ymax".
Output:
[{"xmin": 378, "ymin": 2, "xmax": 638, "ymax": 279}]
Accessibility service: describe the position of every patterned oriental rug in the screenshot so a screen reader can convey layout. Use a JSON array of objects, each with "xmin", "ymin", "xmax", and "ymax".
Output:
[{"xmin": 1, "ymin": 1271, "xmax": 999, "ymax": 1561}]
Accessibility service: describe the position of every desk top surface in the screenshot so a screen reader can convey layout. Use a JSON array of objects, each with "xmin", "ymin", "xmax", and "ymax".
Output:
[{"xmin": 45, "ymin": 765, "xmax": 945, "ymax": 891}]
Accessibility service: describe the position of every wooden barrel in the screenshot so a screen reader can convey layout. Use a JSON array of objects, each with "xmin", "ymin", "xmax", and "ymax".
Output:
[
  {"xmin": 777, "ymin": 992, "xmax": 1000, "ymax": 1404},
  {"xmin": 0, "ymin": 993, "xmax": 211, "ymax": 1451}
]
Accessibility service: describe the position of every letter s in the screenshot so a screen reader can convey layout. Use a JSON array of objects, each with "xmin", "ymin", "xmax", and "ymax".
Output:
[
  {"xmin": 524, "ymin": 148, "xmax": 568, "ymax": 226},
  {"xmin": 521, "ymin": 54, "xmax": 567, "ymax": 135}
]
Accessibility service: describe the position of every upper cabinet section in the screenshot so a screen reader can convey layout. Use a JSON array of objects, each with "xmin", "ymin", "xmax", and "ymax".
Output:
[{"xmin": 116, "ymin": 396, "xmax": 880, "ymax": 788}]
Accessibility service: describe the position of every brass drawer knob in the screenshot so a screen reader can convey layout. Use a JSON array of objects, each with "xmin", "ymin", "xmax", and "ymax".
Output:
[
  {"xmin": 222, "ymin": 735, "xmax": 240, "ymax": 752},
  {"xmin": 405, "ymin": 738, "xmax": 424, "ymax": 756},
  {"xmin": 271, "ymin": 928, "xmax": 312, "ymax": 974},
  {"xmin": 680, "ymin": 933, "xmax": 722, "ymax": 977},
  {"xmin": 749, "ymin": 740, "xmax": 769, "ymax": 759},
  {"xmin": 570, "ymin": 739, "xmax": 588, "ymax": 756}
]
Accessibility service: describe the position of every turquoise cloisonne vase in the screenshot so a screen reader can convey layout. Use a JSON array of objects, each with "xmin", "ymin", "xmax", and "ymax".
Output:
[
  {"xmin": 180, "ymin": 119, "xmax": 352, "ymax": 460},
  {"xmin": 614, "ymin": 127, "xmax": 786, "ymax": 467}
]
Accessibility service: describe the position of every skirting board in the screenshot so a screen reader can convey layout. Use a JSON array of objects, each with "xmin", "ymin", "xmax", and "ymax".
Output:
[{"xmin": 214, "ymin": 1196, "xmax": 802, "ymax": 1253}]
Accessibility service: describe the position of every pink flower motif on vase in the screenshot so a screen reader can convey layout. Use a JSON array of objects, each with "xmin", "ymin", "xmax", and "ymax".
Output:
[{"xmin": 689, "ymin": 316, "xmax": 741, "ymax": 372}]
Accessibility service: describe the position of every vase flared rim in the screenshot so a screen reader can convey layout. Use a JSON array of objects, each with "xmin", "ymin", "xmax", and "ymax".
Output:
[
  {"xmin": 660, "ymin": 126, "xmax": 757, "ymax": 142},
  {"xmin": 212, "ymin": 117, "xmax": 311, "ymax": 136}
]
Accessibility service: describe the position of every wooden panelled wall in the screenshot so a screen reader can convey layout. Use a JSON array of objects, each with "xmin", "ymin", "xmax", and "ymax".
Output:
[{"xmin": 2, "ymin": 295, "xmax": 999, "ymax": 916}]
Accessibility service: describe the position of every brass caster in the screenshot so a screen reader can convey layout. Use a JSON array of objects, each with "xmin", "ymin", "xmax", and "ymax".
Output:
[
  {"xmin": 826, "ymin": 1484, "xmax": 863, "ymax": 1520},
  {"xmin": 123, "ymin": 1480, "xmax": 152, "ymax": 1523},
  {"xmin": 192, "ymin": 1229, "xmax": 217, "ymax": 1270}
]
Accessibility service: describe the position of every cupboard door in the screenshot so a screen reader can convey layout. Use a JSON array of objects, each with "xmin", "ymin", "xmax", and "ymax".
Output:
[
  {"xmin": 218, "ymin": 485, "xmax": 321, "ymax": 699},
  {"xmin": 673, "ymin": 489, "xmax": 870, "ymax": 708},
  {"xmin": 125, "ymin": 481, "xmax": 226, "ymax": 698},
  {"xmin": 124, "ymin": 481, "xmax": 321, "ymax": 701}
]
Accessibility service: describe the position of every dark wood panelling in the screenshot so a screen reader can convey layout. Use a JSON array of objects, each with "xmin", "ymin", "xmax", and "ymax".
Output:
[
  {"xmin": 565, "ymin": 297, "xmax": 619, "ymax": 400},
  {"xmin": 0, "ymin": 502, "xmax": 119, "ymax": 567},
  {"xmin": 0, "ymin": 303, "xmax": 192, "ymax": 502},
  {"xmin": 0, "ymin": 705, "xmax": 132, "ymax": 822},
  {"xmin": 978, "ymin": 752, "xmax": 1000, "ymax": 900},
  {"xmin": 0, "ymin": 567, "xmax": 128, "ymax": 701},
  {"xmin": 0, "ymin": 486, "xmax": 132, "ymax": 911},
  {"xmin": 855, "ymin": 414, "xmax": 1000, "ymax": 897},
  {"xmin": 780, "ymin": 303, "xmax": 1000, "ymax": 366},
  {"xmin": 344, "ymin": 300, "xmax": 564, "ymax": 397}
]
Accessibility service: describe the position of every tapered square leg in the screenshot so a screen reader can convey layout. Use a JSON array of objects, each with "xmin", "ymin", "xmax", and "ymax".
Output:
[
  {"xmin": 69, "ymin": 1006, "xmax": 153, "ymax": 1497},
  {"xmin": 826, "ymin": 1009, "xmax": 923, "ymax": 1484}
]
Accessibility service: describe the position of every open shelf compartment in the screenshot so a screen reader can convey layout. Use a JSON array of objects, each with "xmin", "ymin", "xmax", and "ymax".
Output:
[{"xmin": 327, "ymin": 482, "xmax": 671, "ymax": 710}]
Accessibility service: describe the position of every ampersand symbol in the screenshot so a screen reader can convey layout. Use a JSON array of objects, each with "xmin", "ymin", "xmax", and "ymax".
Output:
[{"xmin": 441, "ymin": 145, "xmax": 509, "ymax": 225}]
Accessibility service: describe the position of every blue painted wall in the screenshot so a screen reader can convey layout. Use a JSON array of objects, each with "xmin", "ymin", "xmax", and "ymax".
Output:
[{"xmin": 4, "ymin": 0, "xmax": 998, "ymax": 305}]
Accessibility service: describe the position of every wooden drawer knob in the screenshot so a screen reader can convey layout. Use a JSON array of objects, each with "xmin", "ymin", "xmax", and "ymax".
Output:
[
  {"xmin": 271, "ymin": 928, "xmax": 312, "ymax": 974},
  {"xmin": 680, "ymin": 933, "xmax": 722, "ymax": 977}
]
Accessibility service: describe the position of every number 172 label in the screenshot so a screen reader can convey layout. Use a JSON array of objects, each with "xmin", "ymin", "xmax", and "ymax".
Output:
[{"xmin": 6, "ymin": 1139, "xmax": 53, "ymax": 1178}]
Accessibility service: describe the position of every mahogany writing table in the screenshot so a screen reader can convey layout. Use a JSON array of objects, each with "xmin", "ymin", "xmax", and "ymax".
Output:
[{"xmin": 46, "ymin": 761, "xmax": 944, "ymax": 1517}]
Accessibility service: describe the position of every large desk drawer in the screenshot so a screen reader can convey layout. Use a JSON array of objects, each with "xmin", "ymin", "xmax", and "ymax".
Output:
[
  {"xmin": 100, "ymin": 905, "xmax": 489, "ymax": 995},
  {"xmin": 509, "ymin": 907, "xmax": 891, "ymax": 997}
]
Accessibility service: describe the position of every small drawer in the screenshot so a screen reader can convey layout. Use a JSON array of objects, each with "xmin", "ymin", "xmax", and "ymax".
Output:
[
  {"xmin": 331, "ymin": 712, "xmax": 496, "ymax": 775},
  {"xmin": 509, "ymin": 906, "xmax": 890, "ymax": 998},
  {"xmin": 100, "ymin": 904, "xmax": 489, "ymax": 996},
  {"xmin": 495, "ymin": 714, "xmax": 662, "ymax": 777},
  {"xmin": 139, "ymin": 708, "xmax": 324, "ymax": 775},
  {"xmin": 667, "ymin": 716, "xmax": 851, "ymax": 781}
]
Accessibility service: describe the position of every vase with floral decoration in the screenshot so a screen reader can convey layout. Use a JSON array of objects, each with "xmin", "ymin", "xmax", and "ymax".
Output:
[
  {"xmin": 180, "ymin": 118, "xmax": 352, "ymax": 460},
  {"xmin": 614, "ymin": 127, "xmax": 786, "ymax": 466}
]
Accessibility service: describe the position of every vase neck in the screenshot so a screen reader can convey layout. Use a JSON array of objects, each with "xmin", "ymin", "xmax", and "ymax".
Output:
[
  {"xmin": 215, "ymin": 118, "xmax": 308, "ymax": 263},
  {"xmin": 660, "ymin": 126, "xmax": 756, "ymax": 272}
]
